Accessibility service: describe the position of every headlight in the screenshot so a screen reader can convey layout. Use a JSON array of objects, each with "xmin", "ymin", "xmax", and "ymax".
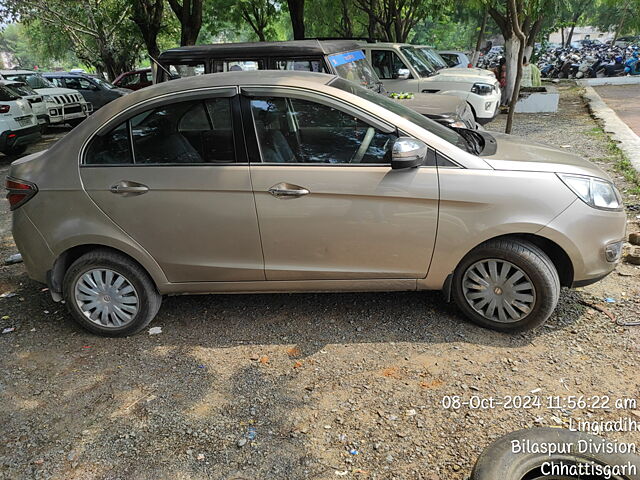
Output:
[
  {"xmin": 471, "ymin": 83, "xmax": 495, "ymax": 95},
  {"xmin": 450, "ymin": 121, "xmax": 467, "ymax": 128},
  {"xmin": 43, "ymin": 95, "xmax": 55, "ymax": 102},
  {"xmin": 557, "ymin": 174, "xmax": 623, "ymax": 210}
]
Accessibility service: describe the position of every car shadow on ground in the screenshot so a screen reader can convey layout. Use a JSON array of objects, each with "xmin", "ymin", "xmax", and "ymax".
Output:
[{"xmin": 10, "ymin": 273, "xmax": 586, "ymax": 352}]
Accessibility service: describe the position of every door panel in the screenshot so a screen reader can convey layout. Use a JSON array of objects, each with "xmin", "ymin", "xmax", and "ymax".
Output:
[
  {"xmin": 80, "ymin": 93, "xmax": 264, "ymax": 283},
  {"xmin": 81, "ymin": 166, "xmax": 264, "ymax": 282},
  {"xmin": 244, "ymin": 92, "xmax": 439, "ymax": 281},
  {"xmin": 250, "ymin": 165, "xmax": 439, "ymax": 280}
]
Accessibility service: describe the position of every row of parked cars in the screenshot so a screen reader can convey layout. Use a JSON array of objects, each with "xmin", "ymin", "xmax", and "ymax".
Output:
[
  {"xmin": 1, "ymin": 40, "xmax": 500, "ymax": 156},
  {"xmin": 0, "ymin": 69, "xmax": 131, "ymax": 155},
  {"xmin": 0, "ymin": 41, "xmax": 500, "ymax": 157}
]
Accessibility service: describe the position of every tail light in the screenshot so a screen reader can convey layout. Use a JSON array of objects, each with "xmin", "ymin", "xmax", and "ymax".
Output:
[
  {"xmin": 0, "ymin": 105, "xmax": 10, "ymax": 113},
  {"xmin": 467, "ymin": 63, "xmax": 473, "ymax": 68},
  {"xmin": 6, "ymin": 177, "xmax": 38, "ymax": 210}
]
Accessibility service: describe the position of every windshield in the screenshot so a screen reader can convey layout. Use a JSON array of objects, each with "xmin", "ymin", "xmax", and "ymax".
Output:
[
  {"xmin": 330, "ymin": 77, "xmax": 469, "ymax": 152},
  {"xmin": 93, "ymin": 77, "xmax": 116, "ymax": 89},
  {"xmin": 399, "ymin": 46, "xmax": 436, "ymax": 78},
  {"xmin": 328, "ymin": 50, "xmax": 383, "ymax": 93},
  {"xmin": 4, "ymin": 72, "xmax": 54, "ymax": 89},
  {"xmin": 419, "ymin": 47, "xmax": 448, "ymax": 70}
]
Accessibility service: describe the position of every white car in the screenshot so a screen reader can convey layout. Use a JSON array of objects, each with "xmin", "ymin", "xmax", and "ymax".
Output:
[
  {"xmin": 0, "ymin": 70, "xmax": 90, "ymax": 127},
  {"xmin": 361, "ymin": 43, "xmax": 501, "ymax": 124},
  {"xmin": 0, "ymin": 83, "xmax": 40, "ymax": 155},
  {"xmin": 0, "ymin": 80, "xmax": 48, "ymax": 129},
  {"xmin": 438, "ymin": 50, "xmax": 473, "ymax": 68},
  {"xmin": 418, "ymin": 46, "xmax": 495, "ymax": 78}
]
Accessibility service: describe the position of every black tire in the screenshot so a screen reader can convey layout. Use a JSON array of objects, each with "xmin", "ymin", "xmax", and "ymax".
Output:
[
  {"xmin": 62, "ymin": 249, "xmax": 161, "ymax": 336},
  {"xmin": 452, "ymin": 238, "xmax": 560, "ymax": 332},
  {"xmin": 472, "ymin": 427, "xmax": 640, "ymax": 480},
  {"xmin": 2, "ymin": 145, "xmax": 27, "ymax": 156}
]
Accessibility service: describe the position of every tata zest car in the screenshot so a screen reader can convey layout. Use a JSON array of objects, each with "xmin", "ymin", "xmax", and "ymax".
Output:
[{"xmin": 7, "ymin": 71, "xmax": 626, "ymax": 336}]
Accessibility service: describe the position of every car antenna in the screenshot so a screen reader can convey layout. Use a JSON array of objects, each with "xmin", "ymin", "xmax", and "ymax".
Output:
[{"xmin": 149, "ymin": 56, "xmax": 172, "ymax": 80}]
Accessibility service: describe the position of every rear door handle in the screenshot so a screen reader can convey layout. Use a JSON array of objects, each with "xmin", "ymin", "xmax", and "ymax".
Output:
[
  {"xmin": 268, "ymin": 182, "xmax": 310, "ymax": 199},
  {"xmin": 109, "ymin": 181, "xmax": 149, "ymax": 196}
]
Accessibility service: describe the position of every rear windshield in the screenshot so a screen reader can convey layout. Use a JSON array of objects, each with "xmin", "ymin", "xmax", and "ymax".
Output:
[
  {"xmin": 0, "ymin": 84, "xmax": 20, "ymax": 101},
  {"xmin": 327, "ymin": 50, "xmax": 381, "ymax": 92},
  {"xmin": 330, "ymin": 77, "xmax": 467, "ymax": 151},
  {"xmin": 3, "ymin": 73, "xmax": 54, "ymax": 89}
]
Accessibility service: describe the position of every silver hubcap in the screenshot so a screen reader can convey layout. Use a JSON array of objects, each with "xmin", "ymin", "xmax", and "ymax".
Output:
[
  {"xmin": 462, "ymin": 259, "xmax": 536, "ymax": 323},
  {"xmin": 74, "ymin": 269, "xmax": 139, "ymax": 328}
]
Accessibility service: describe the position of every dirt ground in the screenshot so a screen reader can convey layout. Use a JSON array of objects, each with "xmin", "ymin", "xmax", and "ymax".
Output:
[{"xmin": 0, "ymin": 85, "xmax": 639, "ymax": 480}]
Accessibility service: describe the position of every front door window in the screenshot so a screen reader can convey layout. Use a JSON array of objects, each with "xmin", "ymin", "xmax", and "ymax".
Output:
[
  {"xmin": 250, "ymin": 97, "xmax": 396, "ymax": 164},
  {"xmin": 371, "ymin": 50, "xmax": 408, "ymax": 80}
]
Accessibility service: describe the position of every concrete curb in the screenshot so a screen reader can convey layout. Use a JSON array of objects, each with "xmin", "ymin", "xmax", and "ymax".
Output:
[
  {"xmin": 582, "ymin": 85, "xmax": 640, "ymax": 174},
  {"xmin": 579, "ymin": 77, "xmax": 640, "ymax": 87}
]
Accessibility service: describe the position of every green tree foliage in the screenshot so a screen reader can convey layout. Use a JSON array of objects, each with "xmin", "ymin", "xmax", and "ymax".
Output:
[
  {"xmin": 590, "ymin": 0, "xmax": 640, "ymax": 40},
  {"xmin": 2, "ymin": 0, "xmax": 145, "ymax": 79}
]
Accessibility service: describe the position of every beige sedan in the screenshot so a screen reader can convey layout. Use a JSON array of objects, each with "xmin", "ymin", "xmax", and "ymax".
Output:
[{"xmin": 7, "ymin": 71, "xmax": 626, "ymax": 336}]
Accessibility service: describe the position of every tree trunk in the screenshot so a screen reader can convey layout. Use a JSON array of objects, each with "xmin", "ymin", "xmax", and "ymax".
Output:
[
  {"xmin": 565, "ymin": 25, "xmax": 576, "ymax": 47},
  {"xmin": 131, "ymin": 0, "xmax": 163, "ymax": 60},
  {"xmin": 502, "ymin": 35, "xmax": 521, "ymax": 104},
  {"xmin": 287, "ymin": 0, "xmax": 305, "ymax": 39},
  {"xmin": 471, "ymin": 8, "xmax": 488, "ymax": 67},
  {"xmin": 505, "ymin": 0, "xmax": 526, "ymax": 135},
  {"xmin": 561, "ymin": 27, "xmax": 565, "ymax": 47},
  {"xmin": 168, "ymin": 0, "xmax": 203, "ymax": 46}
]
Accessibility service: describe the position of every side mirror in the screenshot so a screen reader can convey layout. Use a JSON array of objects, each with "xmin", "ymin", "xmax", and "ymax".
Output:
[
  {"xmin": 391, "ymin": 137, "xmax": 428, "ymax": 170},
  {"xmin": 395, "ymin": 68, "xmax": 411, "ymax": 80}
]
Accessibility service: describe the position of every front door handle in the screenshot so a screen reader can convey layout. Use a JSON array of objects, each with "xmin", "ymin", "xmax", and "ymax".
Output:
[
  {"xmin": 109, "ymin": 181, "xmax": 149, "ymax": 196},
  {"xmin": 268, "ymin": 182, "xmax": 310, "ymax": 199}
]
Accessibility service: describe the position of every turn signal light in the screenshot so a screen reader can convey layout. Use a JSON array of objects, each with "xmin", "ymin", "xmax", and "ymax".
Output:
[
  {"xmin": 0, "ymin": 105, "xmax": 10, "ymax": 113},
  {"xmin": 6, "ymin": 177, "xmax": 37, "ymax": 210}
]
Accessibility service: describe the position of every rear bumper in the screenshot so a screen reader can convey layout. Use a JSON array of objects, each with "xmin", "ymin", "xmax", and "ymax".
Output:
[{"xmin": 0, "ymin": 124, "xmax": 41, "ymax": 152}]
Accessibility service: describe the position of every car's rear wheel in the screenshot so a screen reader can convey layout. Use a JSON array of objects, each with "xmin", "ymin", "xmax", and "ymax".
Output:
[
  {"xmin": 63, "ymin": 250, "xmax": 161, "ymax": 336},
  {"xmin": 452, "ymin": 239, "xmax": 560, "ymax": 332}
]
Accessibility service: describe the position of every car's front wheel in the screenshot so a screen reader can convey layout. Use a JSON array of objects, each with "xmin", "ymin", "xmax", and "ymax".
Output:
[
  {"xmin": 63, "ymin": 249, "xmax": 161, "ymax": 336},
  {"xmin": 452, "ymin": 239, "xmax": 560, "ymax": 332}
]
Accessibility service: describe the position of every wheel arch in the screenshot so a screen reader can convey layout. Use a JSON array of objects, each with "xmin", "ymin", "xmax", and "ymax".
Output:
[
  {"xmin": 49, "ymin": 243, "xmax": 166, "ymax": 300},
  {"xmin": 441, "ymin": 232, "xmax": 574, "ymax": 302}
]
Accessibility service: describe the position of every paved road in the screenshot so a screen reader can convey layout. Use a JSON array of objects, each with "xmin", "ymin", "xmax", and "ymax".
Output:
[{"xmin": 594, "ymin": 84, "xmax": 640, "ymax": 136}]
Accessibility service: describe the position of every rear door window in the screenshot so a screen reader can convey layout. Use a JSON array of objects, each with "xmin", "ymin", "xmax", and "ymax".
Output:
[
  {"xmin": 213, "ymin": 60, "xmax": 262, "ymax": 73},
  {"xmin": 84, "ymin": 97, "xmax": 236, "ymax": 165},
  {"xmin": 273, "ymin": 59, "xmax": 325, "ymax": 72},
  {"xmin": 168, "ymin": 63, "xmax": 205, "ymax": 78}
]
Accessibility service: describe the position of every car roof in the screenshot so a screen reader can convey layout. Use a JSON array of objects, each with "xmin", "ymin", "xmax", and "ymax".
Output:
[
  {"xmin": 0, "ymin": 69, "xmax": 39, "ymax": 75},
  {"xmin": 158, "ymin": 40, "xmax": 362, "ymax": 62},
  {"xmin": 42, "ymin": 72, "xmax": 92, "ymax": 77}
]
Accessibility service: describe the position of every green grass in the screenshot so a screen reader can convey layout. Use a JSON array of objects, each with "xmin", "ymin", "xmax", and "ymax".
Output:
[{"xmin": 585, "ymin": 126, "xmax": 640, "ymax": 196}]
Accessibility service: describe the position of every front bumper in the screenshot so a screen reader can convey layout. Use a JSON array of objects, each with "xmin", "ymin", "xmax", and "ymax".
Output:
[
  {"xmin": 537, "ymin": 199, "xmax": 627, "ymax": 287},
  {"xmin": 0, "ymin": 124, "xmax": 41, "ymax": 152},
  {"xmin": 46, "ymin": 102, "xmax": 89, "ymax": 124}
]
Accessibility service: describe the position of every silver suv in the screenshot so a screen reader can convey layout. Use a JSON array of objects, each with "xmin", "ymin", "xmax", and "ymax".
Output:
[{"xmin": 8, "ymin": 71, "xmax": 626, "ymax": 336}]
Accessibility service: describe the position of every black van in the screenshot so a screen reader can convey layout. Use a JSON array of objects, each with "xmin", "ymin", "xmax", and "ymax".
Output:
[{"xmin": 156, "ymin": 40, "xmax": 476, "ymax": 129}]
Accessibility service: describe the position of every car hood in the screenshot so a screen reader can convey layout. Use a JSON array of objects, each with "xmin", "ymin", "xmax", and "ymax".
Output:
[
  {"xmin": 439, "ymin": 67, "xmax": 495, "ymax": 78},
  {"xmin": 35, "ymin": 87, "xmax": 80, "ymax": 96},
  {"xmin": 389, "ymin": 92, "xmax": 464, "ymax": 117},
  {"xmin": 112, "ymin": 87, "xmax": 131, "ymax": 96},
  {"xmin": 483, "ymin": 132, "xmax": 611, "ymax": 179}
]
